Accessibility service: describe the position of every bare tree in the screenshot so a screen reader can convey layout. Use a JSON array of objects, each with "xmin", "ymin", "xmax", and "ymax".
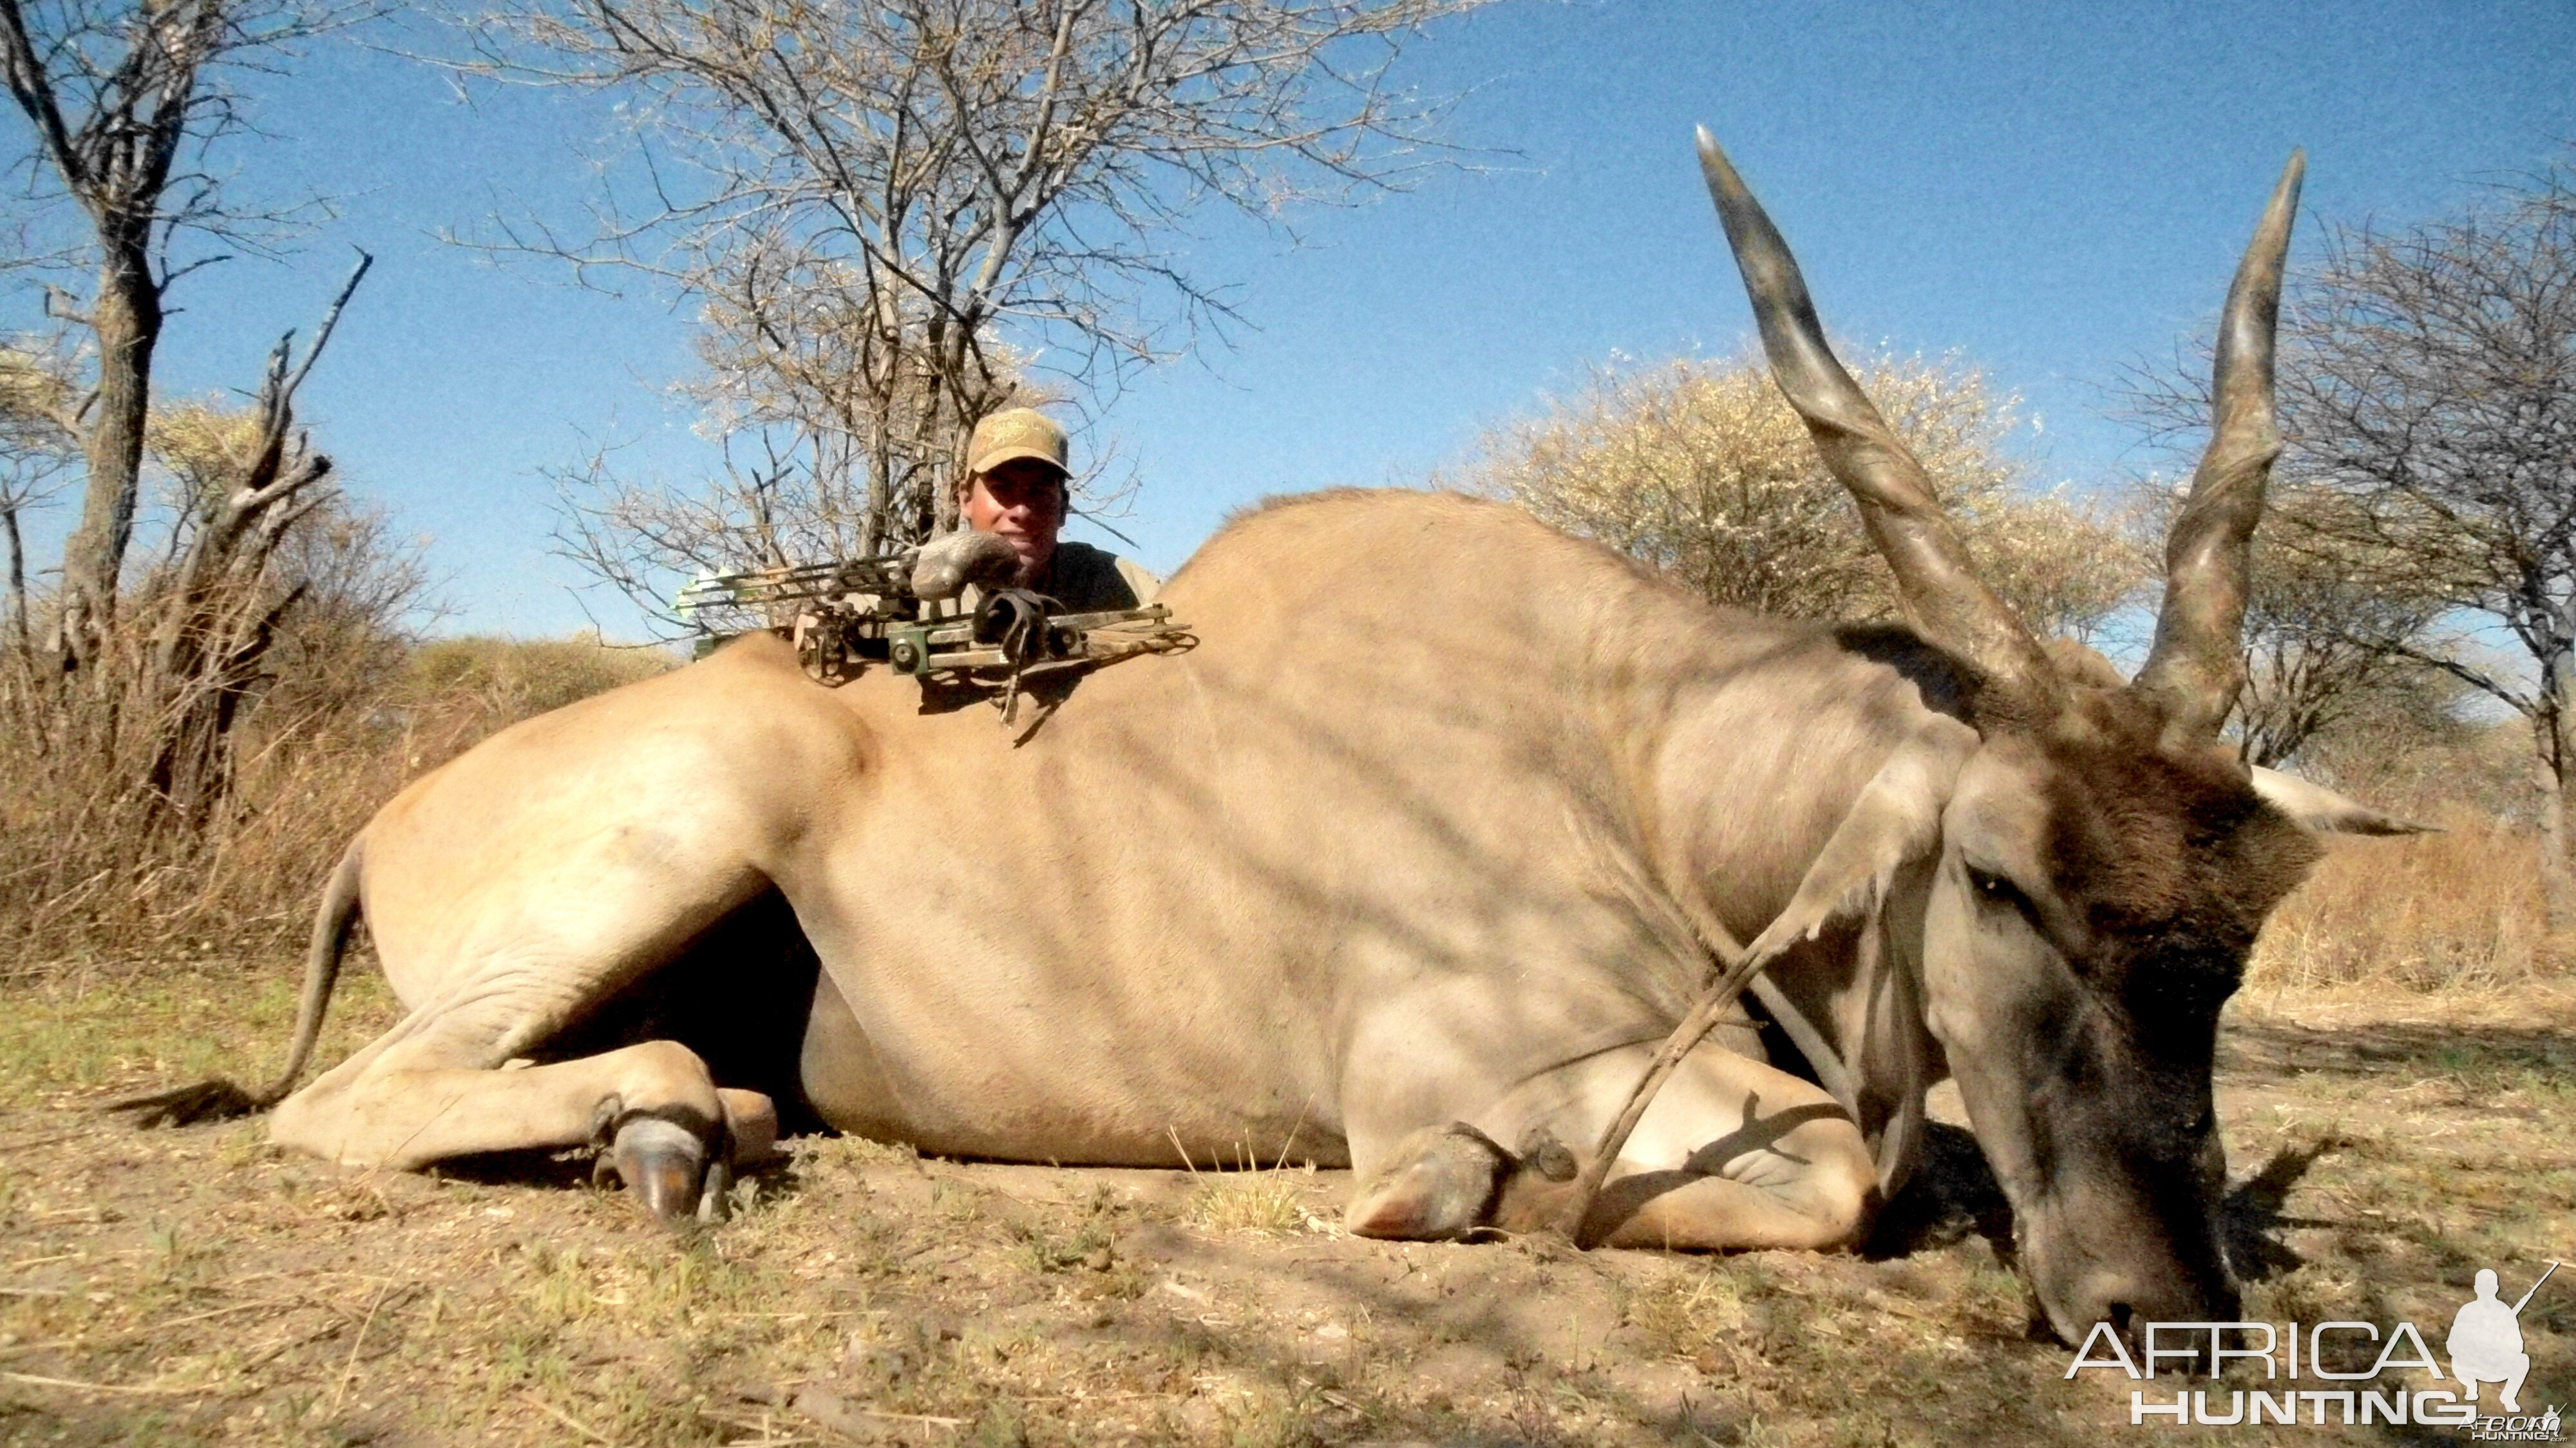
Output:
[
  {"xmin": 462, "ymin": 0, "xmax": 1492, "ymax": 582},
  {"xmin": 2131, "ymin": 158, "xmax": 2576, "ymax": 927},
  {"xmin": 0, "ymin": 254, "xmax": 383, "ymax": 813},
  {"xmin": 1475, "ymin": 353, "xmax": 2143, "ymax": 641},
  {"xmin": 0, "ymin": 0, "xmax": 377, "ymax": 667},
  {"xmin": 0, "ymin": 448, "xmax": 435, "ymax": 951},
  {"xmin": 126, "ymin": 262, "xmax": 377, "ymax": 823},
  {"xmin": 545, "ymin": 432, "xmax": 868, "ymax": 635},
  {"xmin": 2291, "ymin": 162, "xmax": 2576, "ymax": 929},
  {"xmin": 0, "ymin": 338, "xmax": 79, "ymax": 653}
]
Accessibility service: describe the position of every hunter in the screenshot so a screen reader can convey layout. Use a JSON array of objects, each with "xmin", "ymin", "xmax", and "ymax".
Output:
[{"xmin": 955, "ymin": 408, "xmax": 1160, "ymax": 612}]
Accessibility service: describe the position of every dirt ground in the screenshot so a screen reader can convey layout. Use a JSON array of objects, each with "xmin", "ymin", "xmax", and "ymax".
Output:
[{"xmin": 1, "ymin": 965, "xmax": 2570, "ymax": 1447}]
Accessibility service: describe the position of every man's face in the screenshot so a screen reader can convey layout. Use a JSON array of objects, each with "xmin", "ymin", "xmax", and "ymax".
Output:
[{"xmin": 963, "ymin": 459, "xmax": 1065, "ymax": 583}]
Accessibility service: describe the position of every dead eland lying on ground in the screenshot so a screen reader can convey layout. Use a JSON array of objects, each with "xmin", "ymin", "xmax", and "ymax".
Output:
[{"xmin": 120, "ymin": 133, "xmax": 2410, "ymax": 1346}]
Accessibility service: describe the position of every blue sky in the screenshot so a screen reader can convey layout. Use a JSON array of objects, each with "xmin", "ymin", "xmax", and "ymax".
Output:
[{"xmin": 14, "ymin": 0, "xmax": 2575, "ymax": 638}]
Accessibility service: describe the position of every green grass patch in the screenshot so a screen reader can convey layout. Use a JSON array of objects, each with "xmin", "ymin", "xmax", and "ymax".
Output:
[{"xmin": 0, "ymin": 958, "xmax": 398, "ymax": 1108}]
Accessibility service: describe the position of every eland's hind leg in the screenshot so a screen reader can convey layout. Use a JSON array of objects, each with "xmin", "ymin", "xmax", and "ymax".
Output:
[
  {"xmin": 258, "ymin": 635, "xmax": 862, "ymax": 1219},
  {"xmin": 267, "ymin": 819, "xmax": 784, "ymax": 1219}
]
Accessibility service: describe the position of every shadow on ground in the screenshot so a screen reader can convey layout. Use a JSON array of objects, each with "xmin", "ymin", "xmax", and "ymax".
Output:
[{"xmin": 3, "ymin": 991, "xmax": 2568, "ymax": 1445}]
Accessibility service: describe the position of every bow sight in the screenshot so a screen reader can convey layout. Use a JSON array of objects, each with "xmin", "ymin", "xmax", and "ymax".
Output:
[{"xmin": 674, "ymin": 531, "xmax": 1190, "ymax": 692}]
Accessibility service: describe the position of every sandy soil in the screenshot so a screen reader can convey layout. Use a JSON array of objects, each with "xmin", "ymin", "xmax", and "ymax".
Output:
[{"xmin": 1, "ymin": 971, "xmax": 2569, "ymax": 1447}]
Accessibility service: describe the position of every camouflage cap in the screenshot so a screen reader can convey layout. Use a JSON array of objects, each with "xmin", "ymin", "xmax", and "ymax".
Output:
[{"xmin": 965, "ymin": 408, "xmax": 1069, "ymax": 479}]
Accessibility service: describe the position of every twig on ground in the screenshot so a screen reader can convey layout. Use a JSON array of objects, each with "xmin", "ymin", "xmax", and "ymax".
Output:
[
  {"xmin": 0, "ymin": 1298, "xmax": 287, "ymax": 1359},
  {"xmin": 0, "ymin": 1369, "xmax": 201, "ymax": 1395},
  {"xmin": 234, "ymin": 1319, "xmax": 350, "ymax": 1373},
  {"xmin": 860, "ymin": 1407, "xmax": 968, "ymax": 1427},
  {"xmin": 528, "ymin": 1393, "xmax": 619, "ymax": 1444},
  {"xmin": 0, "ymin": 1131, "xmax": 96, "ymax": 1153},
  {"xmin": 698, "ymin": 1405, "xmax": 815, "ymax": 1446},
  {"xmin": 322, "ymin": 1278, "xmax": 390, "ymax": 1418}
]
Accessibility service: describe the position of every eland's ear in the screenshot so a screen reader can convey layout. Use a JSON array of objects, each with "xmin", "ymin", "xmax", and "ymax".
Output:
[
  {"xmin": 2249, "ymin": 766, "xmax": 2432, "ymax": 837},
  {"xmin": 1741, "ymin": 716, "xmax": 1982, "ymax": 964}
]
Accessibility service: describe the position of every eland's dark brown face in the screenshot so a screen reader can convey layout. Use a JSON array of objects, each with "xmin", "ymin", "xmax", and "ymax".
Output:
[
  {"xmin": 1692, "ymin": 130, "xmax": 2394, "ymax": 1342},
  {"xmin": 1923, "ymin": 700, "xmax": 2325, "ymax": 1340}
]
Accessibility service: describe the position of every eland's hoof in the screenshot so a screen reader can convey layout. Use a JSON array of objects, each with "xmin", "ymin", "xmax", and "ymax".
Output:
[
  {"xmin": 1347, "ymin": 1122, "xmax": 1515, "ymax": 1240},
  {"xmin": 609, "ymin": 1116, "xmax": 709, "ymax": 1223}
]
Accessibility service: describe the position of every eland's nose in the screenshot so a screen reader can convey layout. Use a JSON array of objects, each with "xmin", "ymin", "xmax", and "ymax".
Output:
[{"xmin": 2063, "ymin": 1272, "xmax": 2241, "ymax": 1360}]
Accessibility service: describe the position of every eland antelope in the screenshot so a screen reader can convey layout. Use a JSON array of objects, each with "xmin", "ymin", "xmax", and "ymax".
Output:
[{"xmin": 122, "ymin": 134, "xmax": 2403, "ymax": 1344}]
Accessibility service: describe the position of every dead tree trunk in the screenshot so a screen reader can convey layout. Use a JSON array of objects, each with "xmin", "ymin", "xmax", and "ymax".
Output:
[
  {"xmin": 132, "ymin": 252, "xmax": 370, "ymax": 830},
  {"xmin": 2541, "ymin": 760, "xmax": 2573, "ymax": 937},
  {"xmin": 2541, "ymin": 644, "xmax": 2576, "ymax": 936},
  {"xmin": 56, "ymin": 236, "xmax": 162, "ymax": 668},
  {"xmin": 3, "ymin": 495, "xmax": 29, "ymax": 658}
]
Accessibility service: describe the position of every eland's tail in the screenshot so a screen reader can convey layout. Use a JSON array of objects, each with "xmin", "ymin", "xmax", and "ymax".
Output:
[{"xmin": 108, "ymin": 839, "xmax": 365, "ymax": 1127}]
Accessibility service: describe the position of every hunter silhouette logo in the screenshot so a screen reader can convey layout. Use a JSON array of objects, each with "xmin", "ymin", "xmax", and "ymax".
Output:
[
  {"xmin": 2067, "ymin": 1257, "xmax": 2564, "ymax": 1433},
  {"xmin": 2452, "ymin": 1262, "xmax": 2556, "ymax": 1415}
]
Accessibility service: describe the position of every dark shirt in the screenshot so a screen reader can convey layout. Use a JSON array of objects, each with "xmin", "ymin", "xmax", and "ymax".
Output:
[
  {"xmin": 934, "ymin": 540, "xmax": 1160, "ymax": 618},
  {"xmin": 1032, "ymin": 540, "xmax": 1161, "ymax": 612}
]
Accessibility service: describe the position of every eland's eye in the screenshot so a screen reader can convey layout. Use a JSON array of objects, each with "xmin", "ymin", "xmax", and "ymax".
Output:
[{"xmin": 1967, "ymin": 866, "xmax": 2027, "ymax": 911}]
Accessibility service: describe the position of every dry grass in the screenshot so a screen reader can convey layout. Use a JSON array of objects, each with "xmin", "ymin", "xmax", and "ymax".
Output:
[
  {"xmin": 0, "ymin": 634, "xmax": 672, "ymax": 966},
  {"xmin": 2249, "ymin": 812, "xmax": 2561, "ymax": 993},
  {"xmin": 0, "ymin": 839, "xmax": 2570, "ymax": 1443},
  {"xmin": 5, "ymin": 978, "xmax": 2565, "ymax": 1447},
  {"xmin": 1181, "ymin": 1173, "xmax": 1314, "ymax": 1237},
  {"xmin": 0, "ymin": 955, "xmax": 399, "ymax": 1112}
]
